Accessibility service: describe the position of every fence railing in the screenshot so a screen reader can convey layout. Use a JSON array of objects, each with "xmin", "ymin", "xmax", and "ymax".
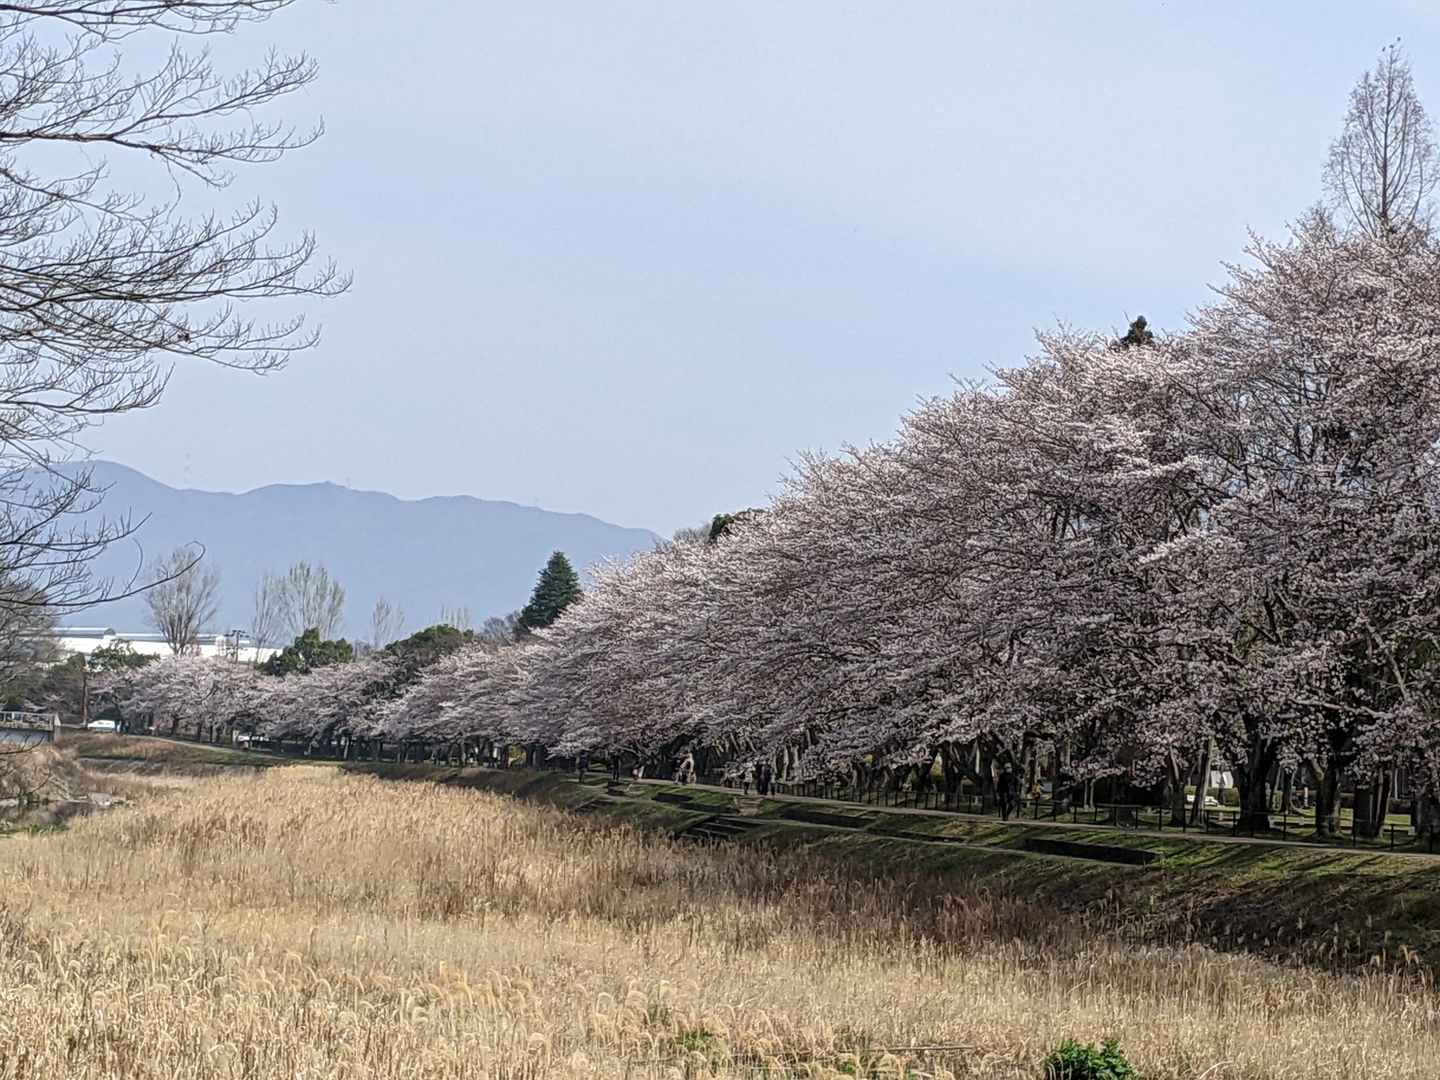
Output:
[
  {"xmin": 754, "ymin": 778, "xmax": 1437, "ymax": 853},
  {"xmin": 0, "ymin": 711, "xmax": 58, "ymax": 732}
]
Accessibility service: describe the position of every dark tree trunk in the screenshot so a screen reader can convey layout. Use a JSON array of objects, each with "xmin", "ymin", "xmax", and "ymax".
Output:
[
  {"xmin": 1313, "ymin": 760, "xmax": 1342, "ymax": 840},
  {"xmin": 1164, "ymin": 748, "xmax": 1189, "ymax": 826},
  {"xmin": 1235, "ymin": 735, "xmax": 1278, "ymax": 832},
  {"xmin": 939, "ymin": 745, "xmax": 961, "ymax": 795},
  {"xmin": 915, "ymin": 758, "xmax": 934, "ymax": 795},
  {"xmin": 1355, "ymin": 769, "xmax": 1393, "ymax": 838},
  {"xmin": 1188, "ymin": 739, "xmax": 1213, "ymax": 826}
]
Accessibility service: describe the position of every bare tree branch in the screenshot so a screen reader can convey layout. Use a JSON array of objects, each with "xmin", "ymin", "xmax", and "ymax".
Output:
[
  {"xmin": 1325, "ymin": 43, "xmax": 1439, "ymax": 236},
  {"xmin": 142, "ymin": 544, "xmax": 219, "ymax": 653},
  {"xmin": 0, "ymin": 2, "xmax": 300, "ymax": 38},
  {"xmin": 0, "ymin": 1, "xmax": 344, "ymax": 632}
]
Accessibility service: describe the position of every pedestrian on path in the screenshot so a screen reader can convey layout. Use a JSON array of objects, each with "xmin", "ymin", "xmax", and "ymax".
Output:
[
  {"xmin": 742, "ymin": 760, "xmax": 755, "ymax": 795},
  {"xmin": 998, "ymin": 762, "xmax": 1017, "ymax": 821}
]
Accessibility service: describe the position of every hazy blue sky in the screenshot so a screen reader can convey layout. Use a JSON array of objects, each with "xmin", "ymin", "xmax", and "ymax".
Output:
[{"xmin": 93, "ymin": 1, "xmax": 1440, "ymax": 534}]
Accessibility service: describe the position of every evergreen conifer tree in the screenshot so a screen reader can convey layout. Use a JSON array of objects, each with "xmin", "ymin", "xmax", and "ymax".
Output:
[
  {"xmin": 1113, "ymin": 315, "xmax": 1155, "ymax": 349},
  {"xmin": 516, "ymin": 552, "xmax": 583, "ymax": 634}
]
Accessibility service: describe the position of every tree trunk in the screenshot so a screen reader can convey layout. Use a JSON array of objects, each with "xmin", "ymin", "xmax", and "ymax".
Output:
[
  {"xmin": 977, "ymin": 739, "xmax": 1007, "ymax": 811},
  {"xmin": 939, "ymin": 744, "xmax": 962, "ymax": 795},
  {"xmin": 1164, "ymin": 748, "xmax": 1189, "ymax": 826},
  {"xmin": 1355, "ymin": 769, "xmax": 1393, "ymax": 838},
  {"xmin": 1313, "ymin": 759, "xmax": 1342, "ymax": 840},
  {"xmin": 1235, "ymin": 736, "xmax": 1278, "ymax": 832},
  {"xmin": 916, "ymin": 757, "xmax": 935, "ymax": 795},
  {"xmin": 1188, "ymin": 739, "xmax": 1213, "ymax": 827}
]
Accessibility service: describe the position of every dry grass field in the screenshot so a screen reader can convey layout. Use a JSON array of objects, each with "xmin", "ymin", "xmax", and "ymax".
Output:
[{"xmin": 0, "ymin": 758, "xmax": 1436, "ymax": 1079}]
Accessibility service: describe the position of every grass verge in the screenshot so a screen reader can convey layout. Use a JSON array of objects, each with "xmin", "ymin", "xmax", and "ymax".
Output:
[{"xmin": 359, "ymin": 763, "xmax": 1440, "ymax": 976}]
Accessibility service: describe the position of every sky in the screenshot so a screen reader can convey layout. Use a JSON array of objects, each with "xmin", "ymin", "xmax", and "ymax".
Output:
[{"xmin": 91, "ymin": 0, "xmax": 1440, "ymax": 535}]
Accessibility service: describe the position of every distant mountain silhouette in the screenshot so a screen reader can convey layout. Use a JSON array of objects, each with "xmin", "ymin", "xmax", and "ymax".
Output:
[{"xmin": 64, "ymin": 462, "xmax": 659, "ymax": 639}]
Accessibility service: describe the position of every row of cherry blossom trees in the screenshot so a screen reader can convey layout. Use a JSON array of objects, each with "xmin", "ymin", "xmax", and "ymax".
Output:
[
  {"xmin": 503, "ymin": 217, "xmax": 1440, "ymax": 838},
  {"xmin": 106, "ymin": 208, "xmax": 1440, "ymax": 838},
  {"xmin": 104, "ymin": 52, "xmax": 1440, "ymax": 839}
]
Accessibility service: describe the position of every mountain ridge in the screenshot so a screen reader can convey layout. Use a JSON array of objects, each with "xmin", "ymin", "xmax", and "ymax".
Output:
[{"xmin": 64, "ymin": 462, "xmax": 659, "ymax": 639}]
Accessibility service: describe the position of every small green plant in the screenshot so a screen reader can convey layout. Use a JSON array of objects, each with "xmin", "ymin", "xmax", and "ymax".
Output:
[
  {"xmin": 834, "ymin": 1046, "xmax": 882, "ymax": 1077},
  {"xmin": 674, "ymin": 1027, "xmax": 715, "ymax": 1054},
  {"xmin": 1042, "ymin": 1037, "xmax": 1138, "ymax": 1080},
  {"xmin": 674, "ymin": 1026, "xmax": 724, "ymax": 1075},
  {"xmin": 0, "ymin": 822, "xmax": 66, "ymax": 837}
]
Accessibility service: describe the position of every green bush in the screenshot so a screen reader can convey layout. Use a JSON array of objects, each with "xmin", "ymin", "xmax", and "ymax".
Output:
[{"xmin": 1042, "ymin": 1037, "xmax": 1138, "ymax": 1080}]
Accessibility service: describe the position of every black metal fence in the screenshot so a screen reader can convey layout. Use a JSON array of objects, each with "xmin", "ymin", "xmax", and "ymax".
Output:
[{"xmin": 754, "ymin": 778, "xmax": 1438, "ymax": 853}]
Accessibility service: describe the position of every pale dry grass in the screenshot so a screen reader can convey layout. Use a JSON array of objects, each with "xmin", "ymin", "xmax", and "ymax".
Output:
[
  {"xmin": 0, "ymin": 765, "xmax": 1433, "ymax": 1079},
  {"xmin": 0, "ymin": 741, "xmax": 159, "ymax": 809}
]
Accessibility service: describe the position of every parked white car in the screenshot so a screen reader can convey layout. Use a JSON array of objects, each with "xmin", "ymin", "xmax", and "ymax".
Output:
[{"xmin": 84, "ymin": 719, "xmax": 118, "ymax": 733}]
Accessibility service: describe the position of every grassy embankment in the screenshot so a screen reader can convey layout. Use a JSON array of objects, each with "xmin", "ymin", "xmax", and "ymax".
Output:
[
  {"xmin": 0, "ymin": 739, "xmax": 1436, "ymax": 1078},
  {"xmin": 59, "ymin": 735, "xmax": 1440, "ymax": 970},
  {"xmin": 60, "ymin": 734, "xmax": 1440, "ymax": 970},
  {"xmin": 356, "ymin": 761, "xmax": 1440, "ymax": 976},
  {"xmin": 67, "ymin": 731, "xmax": 285, "ymax": 771}
]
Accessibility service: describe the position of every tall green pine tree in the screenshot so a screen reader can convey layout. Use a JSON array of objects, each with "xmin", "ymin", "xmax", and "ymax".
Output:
[
  {"xmin": 516, "ymin": 551, "xmax": 582, "ymax": 634},
  {"xmin": 1114, "ymin": 315, "xmax": 1155, "ymax": 349}
]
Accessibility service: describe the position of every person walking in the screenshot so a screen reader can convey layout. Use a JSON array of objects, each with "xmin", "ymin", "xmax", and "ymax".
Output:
[
  {"xmin": 742, "ymin": 760, "xmax": 755, "ymax": 796},
  {"xmin": 610, "ymin": 752, "xmax": 622, "ymax": 782},
  {"xmin": 999, "ymin": 763, "xmax": 1017, "ymax": 821},
  {"xmin": 577, "ymin": 753, "xmax": 590, "ymax": 782},
  {"xmin": 680, "ymin": 752, "xmax": 696, "ymax": 785}
]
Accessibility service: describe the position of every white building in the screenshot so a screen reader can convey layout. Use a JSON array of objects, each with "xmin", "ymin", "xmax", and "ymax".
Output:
[{"xmin": 53, "ymin": 628, "xmax": 278, "ymax": 665}]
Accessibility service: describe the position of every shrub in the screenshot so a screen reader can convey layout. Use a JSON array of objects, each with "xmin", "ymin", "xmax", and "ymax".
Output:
[{"xmin": 1042, "ymin": 1037, "xmax": 1138, "ymax": 1080}]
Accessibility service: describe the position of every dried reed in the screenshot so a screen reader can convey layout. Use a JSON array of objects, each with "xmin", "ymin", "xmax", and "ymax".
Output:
[{"xmin": 0, "ymin": 765, "xmax": 1432, "ymax": 1078}]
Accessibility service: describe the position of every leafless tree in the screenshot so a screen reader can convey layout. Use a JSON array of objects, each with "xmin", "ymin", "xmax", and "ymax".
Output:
[
  {"xmin": 0, "ymin": 1, "xmax": 345, "ymax": 635},
  {"xmin": 478, "ymin": 611, "xmax": 520, "ymax": 646},
  {"xmin": 143, "ymin": 547, "xmax": 221, "ymax": 654},
  {"xmin": 437, "ymin": 605, "xmax": 474, "ymax": 632},
  {"xmin": 2, "ymin": 3, "xmax": 298, "ymax": 35},
  {"xmin": 669, "ymin": 524, "xmax": 711, "ymax": 547},
  {"xmin": 0, "ymin": 578, "xmax": 55, "ymax": 684},
  {"xmin": 284, "ymin": 561, "xmax": 344, "ymax": 639},
  {"xmin": 368, "ymin": 597, "xmax": 405, "ymax": 650},
  {"xmin": 250, "ymin": 570, "xmax": 286, "ymax": 653},
  {"xmin": 1325, "ymin": 44, "xmax": 1439, "ymax": 235}
]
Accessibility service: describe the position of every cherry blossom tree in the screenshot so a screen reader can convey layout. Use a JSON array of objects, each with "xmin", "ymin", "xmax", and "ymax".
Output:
[{"xmin": 106, "ymin": 57, "xmax": 1440, "ymax": 845}]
